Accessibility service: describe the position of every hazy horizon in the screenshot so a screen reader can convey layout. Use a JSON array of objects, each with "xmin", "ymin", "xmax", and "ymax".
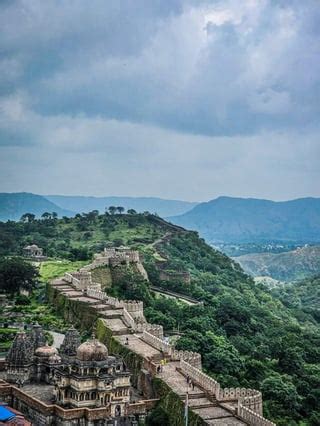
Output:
[
  {"xmin": 1, "ymin": 1, "xmax": 319, "ymax": 201},
  {"xmin": 2, "ymin": 191, "xmax": 320, "ymax": 205}
]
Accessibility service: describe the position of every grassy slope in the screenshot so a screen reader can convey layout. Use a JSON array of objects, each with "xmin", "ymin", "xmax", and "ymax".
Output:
[
  {"xmin": 39, "ymin": 260, "xmax": 88, "ymax": 281},
  {"xmin": 0, "ymin": 213, "xmax": 319, "ymax": 425}
]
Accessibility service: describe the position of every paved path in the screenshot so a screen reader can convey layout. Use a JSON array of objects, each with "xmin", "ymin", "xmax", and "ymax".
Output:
[
  {"xmin": 116, "ymin": 334, "xmax": 161, "ymax": 359},
  {"xmin": 150, "ymin": 285, "xmax": 201, "ymax": 306}
]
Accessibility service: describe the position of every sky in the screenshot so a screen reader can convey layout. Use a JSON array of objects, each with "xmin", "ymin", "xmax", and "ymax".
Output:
[{"xmin": 0, "ymin": 0, "xmax": 319, "ymax": 202}]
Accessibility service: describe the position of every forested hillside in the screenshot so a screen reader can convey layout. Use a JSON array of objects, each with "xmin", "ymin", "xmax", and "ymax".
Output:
[
  {"xmin": 0, "ymin": 212, "xmax": 319, "ymax": 425},
  {"xmin": 235, "ymin": 246, "xmax": 320, "ymax": 281},
  {"xmin": 272, "ymin": 275, "xmax": 320, "ymax": 323}
]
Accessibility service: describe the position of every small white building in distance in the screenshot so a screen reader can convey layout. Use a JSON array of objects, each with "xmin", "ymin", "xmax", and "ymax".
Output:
[{"xmin": 23, "ymin": 244, "xmax": 44, "ymax": 258}]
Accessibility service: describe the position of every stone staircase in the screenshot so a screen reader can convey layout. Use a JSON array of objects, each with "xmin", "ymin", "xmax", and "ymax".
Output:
[
  {"xmin": 100, "ymin": 308, "xmax": 124, "ymax": 318},
  {"xmin": 185, "ymin": 394, "xmax": 219, "ymax": 409}
]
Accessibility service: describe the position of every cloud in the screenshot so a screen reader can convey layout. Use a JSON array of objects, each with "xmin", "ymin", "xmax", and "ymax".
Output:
[
  {"xmin": 0, "ymin": 0, "xmax": 319, "ymax": 199},
  {"xmin": 0, "ymin": 103, "xmax": 319, "ymax": 200},
  {"xmin": 1, "ymin": 0, "xmax": 319, "ymax": 135}
]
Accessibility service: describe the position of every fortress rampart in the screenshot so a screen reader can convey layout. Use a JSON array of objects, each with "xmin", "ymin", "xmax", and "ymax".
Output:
[
  {"xmin": 159, "ymin": 270, "xmax": 191, "ymax": 284},
  {"xmin": 83, "ymin": 286, "xmax": 163, "ymax": 339},
  {"xmin": 142, "ymin": 331, "xmax": 202, "ymax": 369},
  {"xmin": 51, "ymin": 249, "xmax": 276, "ymax": 426},
  {"xmin": 81, "ymin": 247, "xmax": 149, "ymax": 280}
]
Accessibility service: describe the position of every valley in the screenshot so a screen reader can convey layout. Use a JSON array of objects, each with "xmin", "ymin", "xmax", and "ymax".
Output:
[{"xmin": 234, "ymin": 245, "xmax": 320, "ymax": 282}]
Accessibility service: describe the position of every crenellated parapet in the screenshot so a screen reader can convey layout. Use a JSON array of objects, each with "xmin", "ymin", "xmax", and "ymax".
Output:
[
  {"xmin": 218, "ymin": 387, "xmax": 263, "ymax": 415},
  {"xmin": 179, "ymin": 359, "xmax": 219, "ymax": 394},
  {"xmin": 142, "ymin": 331, "xmax": 202, "ymax": 369},
  {"xmin": 237, "ymin": 402, "xmax": 276, "ymax": 426},
  {"xmin": 171, "ymin": 350, "xmax": 202, "ymax": 369},
  {"xmin": 122, "ymin": 300, "xmax": 144, "ymax": 314},
  {"xmin": 85, "ymin": 288, "xmax": 164, "ymax": 338},
  {"xmin": 122, "ymin": 307, "xmax": 136, "ymax": 329},
  {"xmin": 144, "ymin": 324, "xmax": 163, "ymax": 339},
  {"xmin": 80, "ymin": 247, "xmax": 148, "ymax": 280},
  {"xmin": 179, "ymin": 359, "xmax": 275, "ymax": 425},
  {"xmin": 64, "ymin": 271, "xmax": 93, "ymax": 290}
]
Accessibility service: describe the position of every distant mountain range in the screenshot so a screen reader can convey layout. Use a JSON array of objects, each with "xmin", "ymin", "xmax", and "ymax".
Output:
[
  {"xmin": 45, "ymin": 195, "xmax": 197, "ymax": 218},
  {"xmin": 0, "ymin": 193, "xmax": 72, "ymax": 221},
  {"xmin": 235, "ymin": 245, "xmax": 320, "ymax": 282},
  {"xmin": 2, "ymin": 193, "xmax": 320, "ymax": 246},
  {"xmin": 170, "ymin": 196, "xmax": 320, "ymax": 243},
  {"xmin": 0, "ymin": 192, "xmax": 197, "ymax": 221}
]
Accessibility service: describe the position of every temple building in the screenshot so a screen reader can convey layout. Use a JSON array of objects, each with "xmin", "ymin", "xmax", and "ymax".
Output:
[
  {"xmin": 4, "ymin": 325, "xmax": 134, "ymax": 424},
  {"xmin": 54, "ymin": 335, "xmax": 130, "ymax": 417},
  {"xmin": 23, "ymin": 244, "xmax": 43, "ymax": 258}
]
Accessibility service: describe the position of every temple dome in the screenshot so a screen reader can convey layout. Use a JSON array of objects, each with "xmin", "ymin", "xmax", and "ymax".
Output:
[
  {"xmin": 35, "ymin": 346, "xmax": 58, "ymax": 358},
  {"xmin": 49, "ymin": 353, "xmax": 62, "ymax": 364},
  {"xmin": 76, "ymin": 338, "xmax": 108, "ymax": 362}
]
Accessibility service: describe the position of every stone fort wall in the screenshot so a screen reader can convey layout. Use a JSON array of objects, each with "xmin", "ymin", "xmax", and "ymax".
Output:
[{"xmin": 56, "ymin": 250, "xmax": 276, "ymax": 426}]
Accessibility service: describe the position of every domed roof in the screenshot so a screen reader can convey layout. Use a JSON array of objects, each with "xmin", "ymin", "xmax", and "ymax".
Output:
[
  {"xmin": 35, "ymin": 346, "xmax": 58, "ymax": 358},
  {"xmin": 76, "ymin": 337, "xmax": 108, "ymax": 362},
  {"xmin": 48, "ymin": 353, "xmax": 62, "ymax": 364}
]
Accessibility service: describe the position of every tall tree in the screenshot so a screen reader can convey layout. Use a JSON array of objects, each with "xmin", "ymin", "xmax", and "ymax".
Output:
[
  {"xmin": 41, "ymin": 212, "xmax": 51, "ymax": 220},
  {"xmin": 20, "ymin": 213, "xmax": 36, "ymax": 223},
  {"xmin": 127, "ymin": 209, "xmax": 137, "ymax": 215},
  {"xmin": 0, "ymin": 257, "xmax": 39, "ymax": 295},
  {"xmin": 108, "ymin": 206, "xmax": 117, "ymax": 215},
  {"xmin": 117, "ymin": 206, "xmax": 125, "ymax": 214}
]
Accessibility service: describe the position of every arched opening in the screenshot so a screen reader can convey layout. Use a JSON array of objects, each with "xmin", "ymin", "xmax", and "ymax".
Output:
[{"xmin": 115, "ymin": 404, "xmax": 121, "ymax": 417}]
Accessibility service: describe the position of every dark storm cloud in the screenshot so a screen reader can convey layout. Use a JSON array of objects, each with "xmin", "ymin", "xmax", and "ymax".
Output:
[
  {"xmin": 0, "ymin": 0, "xmax": 319, "ymax": 199},
  {"xmin": 1, "ymin": 0, "xmax": 319, "ymax": 135}
]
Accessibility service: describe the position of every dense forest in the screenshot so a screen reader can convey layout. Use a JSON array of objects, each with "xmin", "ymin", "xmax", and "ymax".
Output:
[
  {"xmin": 271, "ymin": 275, "xmax": 320, "ymax": 323},
  {"xmin": 0, "ymin": 212, "xmax": 319, "ymax": 425}
]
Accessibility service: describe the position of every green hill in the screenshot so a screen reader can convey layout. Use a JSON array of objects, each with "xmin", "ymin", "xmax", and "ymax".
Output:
[
  {"xmin": 235, "ymin": 246, "xmax": 320, "ymax": 281},
  {"xmin": 170, "ymin": 196, "xmax": 320, "ymax": 244},
  {"xmin": 0, "ymin": 212, "xmax": 319, "ymax": 425}
]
